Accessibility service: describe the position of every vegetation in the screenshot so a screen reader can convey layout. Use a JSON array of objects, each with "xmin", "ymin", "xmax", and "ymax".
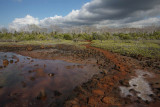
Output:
[
  {"xmin": 0, "ymin": 31, "xmax": 160, "ymax": 41},
  {"xmin": 0, "ymin": 31, "xmax": 160, "ymax": 58},
  {"xmin": 92, "ymin": 40, "xmax": 160, "ymax": 58}
]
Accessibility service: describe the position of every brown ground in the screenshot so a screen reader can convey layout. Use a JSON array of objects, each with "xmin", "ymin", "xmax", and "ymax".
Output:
[{"xmin": 0, "ymin": 43, "xmax": 160, "ymax": 107}]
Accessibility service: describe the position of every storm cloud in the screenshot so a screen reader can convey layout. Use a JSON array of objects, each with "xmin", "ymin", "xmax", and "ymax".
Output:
[{"xmin": 9, "ymin": 0, "xmax": 160, "ymax": 31}]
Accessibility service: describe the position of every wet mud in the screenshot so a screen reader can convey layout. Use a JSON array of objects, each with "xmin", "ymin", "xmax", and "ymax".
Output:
[{"xmin": 0, "ymin": 44, "xmax": 160, "ymax": 107}]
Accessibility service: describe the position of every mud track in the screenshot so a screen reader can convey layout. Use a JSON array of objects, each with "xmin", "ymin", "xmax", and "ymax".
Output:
[{"xmin": 64, "ymin": 43, "xmax": 160, "ymax": 107}]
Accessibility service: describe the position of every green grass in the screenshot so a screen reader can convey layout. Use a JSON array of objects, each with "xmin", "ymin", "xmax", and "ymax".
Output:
[
  {"xmin": 91, "ymin": 40, "xmax": 160, "ymax": 58},
  {"xmin": 0, "ymin": 40, "xmax": 88, "ymax": 49}
]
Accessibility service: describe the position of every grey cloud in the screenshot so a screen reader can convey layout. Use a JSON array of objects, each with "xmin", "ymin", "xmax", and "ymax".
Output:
[
  {"xmin": 9, "ymin": 0, "xmax": 160, "ymax": 31},
  {"xmin": 78, "ymin": 0, "xmax": 160, "ymax": 21}
]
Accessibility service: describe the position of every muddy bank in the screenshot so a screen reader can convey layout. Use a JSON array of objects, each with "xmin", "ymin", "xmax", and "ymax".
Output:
[
  {"xmin": 0, "ymin": 44, "xmax": 160, "ymax": 107},
  {"xmin": 64, "ymin": 44, "xmax": 160, "ymax": 107}
]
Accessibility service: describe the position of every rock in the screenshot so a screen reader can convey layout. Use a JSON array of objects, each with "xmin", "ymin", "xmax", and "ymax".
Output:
[
  {"xmin": 72, "ymin": 104, "xmax": 80, "ymax": 107},
  {"xmin": 92, "ymin": 89, "xmax": 104, "ymax": 96},
  {"xmin": 48, "ymin": 73, "xmax": 54, "ymax": 77},
  {"xmin": 26, "ymin": 46, "xmax": 33, "ymax": 51},
  {"xmin": 54, "ymin": 90, "xmax": 62, "ymax": 96},
  {"xmin": 10, "ymin": 60, "xmax": 14, "ymax": 63},
  {"xmin": 21, "ymin": 81, "xmax": 26, "ymax": 88},
  {"xmin": 0, "ymin": 66, "xmax": 3, "ymax": 69},
  {"xmin": 34, "ymin": 64, "xmax": 39, "ymax": 66},
  {"xmin": 30, "ymin": 77, "xmax": 35, "ymax": 81},
  {"xmin": 119, "ymin": 79, "xmax": 129, "ymax": 86},
  {"xmin": 41, "ymin": 45, "xmax": 45, "ymax": 49},
  {"xmin": 67, "ymin": 100, "xmax": 78, "ymax": 105},
  {"xmin": 102, "ymin": 97, "xmax": 115, "ymax": 104},
  {"xmin": 3, "ymin": 59, "xmax": 9, "ymax": 66},
  {"xmin": 113, "ymin": 76, "xmax": 119, "ymax": 81},
  {"xmin": 28, "ymin": 70, "xmax": 34, "ymax": 73},
  {"xmin": 88, "ymin": 97, "xmax": 95, "ymax": 104},
  {"xmin": 15, "ymin": 58, "xmax": 19, "ymax": 63},
  {"xmin": 66, "ymin": 66, "xmax": 71, "ymax": 69},
  {"xmin": 36, "ymin": 90, "xmax": 47, "ymax": 100},
  {"xmin": 44, "ymin": 64, "xmax": 46, "ymax": 68}
]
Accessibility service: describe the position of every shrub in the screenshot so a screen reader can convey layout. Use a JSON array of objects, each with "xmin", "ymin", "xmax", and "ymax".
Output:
[{"xmin": 63, "ymin": 34, "xmax": 72, "ymax": 40}]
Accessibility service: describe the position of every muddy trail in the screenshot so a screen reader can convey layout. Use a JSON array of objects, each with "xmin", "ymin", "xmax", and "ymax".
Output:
[
  {"xmin": 64, "ymin": 43, "xmax": 160, "ymax": 107},
  {"xmin": 0, "ymin": 43, "xmax": 160, "ymax": 107}
]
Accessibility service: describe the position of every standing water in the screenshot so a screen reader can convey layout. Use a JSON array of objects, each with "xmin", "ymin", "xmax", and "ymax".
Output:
[{"xmin": 0, "ymin": 52, "xmax": 99, "ymax": 107}]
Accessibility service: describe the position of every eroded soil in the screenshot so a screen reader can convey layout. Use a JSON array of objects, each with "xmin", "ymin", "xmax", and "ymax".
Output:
[{"xmin": 0, "ymin": 44, "xmax": 160, "ymax": 107}]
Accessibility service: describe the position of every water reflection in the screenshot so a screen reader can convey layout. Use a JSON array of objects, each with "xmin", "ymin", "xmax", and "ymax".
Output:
[{"xmin": 0, "ymin": 52, "xmax": 99, "ymax": 107}]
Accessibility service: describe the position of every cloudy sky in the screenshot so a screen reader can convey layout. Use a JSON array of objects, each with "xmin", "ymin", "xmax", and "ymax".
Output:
[{"xmin": 0, "ymin": 0, "xmax": 160, "ymax": 31}]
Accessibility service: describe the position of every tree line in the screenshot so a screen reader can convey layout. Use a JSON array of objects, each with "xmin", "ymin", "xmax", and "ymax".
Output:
[{"xmin": 0, "ymin": 31, "xmax": 160, "ymax": 42}]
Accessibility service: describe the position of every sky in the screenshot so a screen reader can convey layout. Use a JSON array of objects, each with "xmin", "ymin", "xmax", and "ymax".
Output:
[{"xmin": 0, "ymin": 0, "xmax": 160, "ymax": 31}]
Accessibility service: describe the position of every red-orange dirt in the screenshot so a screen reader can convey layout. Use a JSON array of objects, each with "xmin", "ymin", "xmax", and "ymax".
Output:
[{"xmin": 64, "ymin": 43, "xmax": 160, "ymax": 107}]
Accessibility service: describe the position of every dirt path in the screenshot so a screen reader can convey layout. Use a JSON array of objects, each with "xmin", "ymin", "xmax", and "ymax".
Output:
[{"xmin": 64, "ymin": 43, "xmax": 160, "ymax": 107}]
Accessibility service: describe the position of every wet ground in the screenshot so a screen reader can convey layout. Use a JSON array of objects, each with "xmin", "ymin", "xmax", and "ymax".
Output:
[
  {"xmin": 0, "ymin": 44, "xmax": 160, "ymax": 107},
  {"xmin": 0, "ymin": 50, "xmax": 100, "ymax": 107}
]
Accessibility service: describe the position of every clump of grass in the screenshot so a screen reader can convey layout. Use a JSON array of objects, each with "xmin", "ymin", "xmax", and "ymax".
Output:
[{"xmin": 91, "ymin": 40, "xmax": 160, "ymax": 58}]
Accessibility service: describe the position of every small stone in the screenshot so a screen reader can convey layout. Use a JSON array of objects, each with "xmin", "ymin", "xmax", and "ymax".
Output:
[
  {"xmin": 68, "ymin": 100, "xmax": 78, "ymax": 105},
  {"xmin": 26, "ymin": 46, "xmax": 33, "ymax": 51},
  {"xmin": 92, "ymin": 89, "xmax": 104, "ymax": 96},
  {"xmin": 54, "ymin": 90, "xmax": 62, "ymax": 96},
  {"xmin": 48, "ymin": 73, "xmax": 54, "ymax": 77},
  {"xmin": 0, "ymin": 66, "xmax": 3, "ymax": 69},
  {"xmin": 34, "ymin": 64, "xmax": 39, "ymax": 66},
  {"xmin": 88, "ymin": 97, "xmax": 95, "ymax": 105},
  {"xmin": 3, "ymin": 59, "xmax": 9, "ymax": 66},
  {"xmin": 113, "ymin": 76, "xmax": 119, "ymax": 81},
  {"xmin": 10, "ymin": 60, "xmax": 14, "ymax": 63},
  {"xmin": 28, "ymin": 70, "xmax": 34, "ymax": 73},
  {"xmin": 36, "ymin": 90, "xmax": 47, "ymax": 100},
  {"xmin": 30, "ymin": 77, "xmax": 35, "ymax": 81},
  {"xmin": 72, "ymin": 104, "xmax": 80, "ymax": 107},
  {"xmin": 102, "ymin": 97, "xmax": 115, "ymax": 104},
  {"xmin": 21, "ymin": 81, "xmax": 26, "ymax": 88},
  {"xmin": 41, "ymin": 45, "xmax": 45, "ymax": 49}
]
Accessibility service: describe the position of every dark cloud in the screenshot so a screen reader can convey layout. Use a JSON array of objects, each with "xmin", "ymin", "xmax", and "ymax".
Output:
[
  {"xmin": 78, "ymin": 0, "xmax": 160, "ymax": 21},
  {"xmin": 10, "ymin": 0, "xmax": 160, "ymax": 31}
]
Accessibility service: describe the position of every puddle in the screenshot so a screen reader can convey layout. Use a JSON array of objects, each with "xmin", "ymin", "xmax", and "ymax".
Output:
[
  {"xmin": 0, "ymin": 52, "xmax": 99, "ymax": 107},
  {"xmin": 119, "ymin": 70, "xmax": 154, "ymax": 102}
]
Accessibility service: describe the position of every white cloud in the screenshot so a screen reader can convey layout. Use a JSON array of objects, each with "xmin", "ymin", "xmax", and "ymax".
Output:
[
  {"xmin": 8, "ymin": 0, "xmax": 160, "ymax": 31},
  {"xmin": 9, "ymin": 15, "xmax": 39, "ymax": 31},
  {"xmin": 40, "ymin": 15, "xmax": 63, "ymax": 27}
]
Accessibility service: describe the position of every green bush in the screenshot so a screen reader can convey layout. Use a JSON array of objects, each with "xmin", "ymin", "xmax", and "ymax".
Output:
[{"xmin": 63, "ymin": 34, "xmax": 72, "ymax": 40}]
